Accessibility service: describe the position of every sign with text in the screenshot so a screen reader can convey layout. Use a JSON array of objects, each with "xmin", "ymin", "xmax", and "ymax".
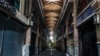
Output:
[{"xmin": 77, "ymin": 6, "xmax": 94, "ymax": 25}]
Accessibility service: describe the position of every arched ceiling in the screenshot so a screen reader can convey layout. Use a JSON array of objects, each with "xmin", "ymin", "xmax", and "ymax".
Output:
[{"xmin": 42, "ymin": 0, "xmax": 63, "ymax": 31}]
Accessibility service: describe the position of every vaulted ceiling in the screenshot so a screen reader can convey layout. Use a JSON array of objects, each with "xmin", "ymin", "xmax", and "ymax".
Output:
[{"xmin": 42, "ymin": 0, "xmax": 63, "ymax": 31}]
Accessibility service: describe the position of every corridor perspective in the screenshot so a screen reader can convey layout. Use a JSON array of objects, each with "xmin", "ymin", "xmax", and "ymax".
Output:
[{"xmin": 0, "ymin": 0, "xmax": 100, "ymax": 56}]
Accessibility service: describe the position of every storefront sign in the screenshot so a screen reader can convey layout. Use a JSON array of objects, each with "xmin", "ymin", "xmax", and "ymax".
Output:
[{"xmin": 77, "ymin": 6, "xmax": 94, "ymax": 25}]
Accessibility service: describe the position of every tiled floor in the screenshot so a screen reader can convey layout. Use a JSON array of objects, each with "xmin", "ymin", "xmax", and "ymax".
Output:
[{"xmin": 33, "ymin": 49, "xmax": 66, "ymax": 56}]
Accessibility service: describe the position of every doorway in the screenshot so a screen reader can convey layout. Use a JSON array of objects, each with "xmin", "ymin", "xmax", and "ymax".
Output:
[
  {"xmin": 29, "ymin": 32, "xmax": 36, "ymax": 56},
  {"xmin": 79, "ymin": 19, "xmax": 98, "ymax": 56}
]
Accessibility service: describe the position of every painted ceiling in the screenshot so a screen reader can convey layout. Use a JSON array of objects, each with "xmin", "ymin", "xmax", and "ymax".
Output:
[{"xmin": 42, "ymin": 0, "xmax": 63, "ymax": 31}]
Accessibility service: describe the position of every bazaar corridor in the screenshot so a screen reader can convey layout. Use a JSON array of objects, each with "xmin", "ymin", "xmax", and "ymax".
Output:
[{"xmin": 0, "ymin": 0, "xmax": 100, "ymax": 56}]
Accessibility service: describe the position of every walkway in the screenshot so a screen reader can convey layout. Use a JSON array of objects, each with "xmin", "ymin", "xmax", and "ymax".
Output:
[{"xmin": 33, "ymin": 49, "xmax": 66, "ymax": 56}]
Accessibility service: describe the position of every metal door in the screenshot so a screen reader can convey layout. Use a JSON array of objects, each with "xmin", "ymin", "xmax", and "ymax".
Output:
[{"xmin": 0, "ymin": 13, "xmax": 25, "ymax": 56}]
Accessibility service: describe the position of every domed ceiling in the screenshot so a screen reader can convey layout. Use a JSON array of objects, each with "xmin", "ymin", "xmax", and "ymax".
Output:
[{"xmin": 42, "ymin": 0, "xmax": 63, "ymax": 31}]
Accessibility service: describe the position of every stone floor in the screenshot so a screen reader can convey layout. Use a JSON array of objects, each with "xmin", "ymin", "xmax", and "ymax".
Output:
[{"xmin": 33, "ymin": 49, "xmax": 66, "ymax": 56}]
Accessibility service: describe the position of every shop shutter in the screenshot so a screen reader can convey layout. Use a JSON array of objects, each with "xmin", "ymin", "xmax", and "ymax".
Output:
[
  {"xmin": 0, "ymin": 13, "xmax": 5, "ymax": 54},
  {"xmin": 1, "ymin": 17, "xmax": 25, "ymax": 56}
]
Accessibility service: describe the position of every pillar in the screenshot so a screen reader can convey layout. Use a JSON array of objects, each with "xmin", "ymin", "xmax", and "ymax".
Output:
[
  {"xmin": 35, "ymin": 34, "xmax": 39, "ymax": 55},
  {"xmin": 69, "ymin": 36, "xmax": 74, "ymax": 56},
  {"xmin": 61, "ymin": 40, "xmax": 64, "ymax": 52},
  {"xmin": 96, "ymin": 19, "xmax": 100, "ymax": 56},
  {"xmin": 65, "ymin": 17, "xmax": 69, "ymax": 55},
  {"xmin": 96, "ymin": 10, "xmax": 100, "ymax": 56},
  {"xmin": 39, "ymin": 38, "xmax": 41, "ymax": 53},
  {"xmin": 22, "ymin": 0, "xmax": 33, "ymax": 55},
  {"xmin": 95, "ymin": 3, "xmax": 100, "ymax": 56},
  {"xmin": 35, "ymin": 17, "xmax": 39, "ymax": 55},
  {"xmin": 22, "ymin": 27, "xmax": 31, "ymax": 56},
  {"xmin": 92, "ymin": 0, "xmax": 100, "ymax": 56},
  {"xmin": 73, "ymin": 0, "xmax": 79, "ymax": 56},
  {"xmin": 61, "ymin": 27, "xmax": 65, "ymax": 52},
  {"xmin": 20, "ymin": 0, "xmax": 25, "ymax": 14}
]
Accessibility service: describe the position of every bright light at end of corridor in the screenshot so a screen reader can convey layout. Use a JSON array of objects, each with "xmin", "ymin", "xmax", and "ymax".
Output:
[
  {"xmin": 50, "ymin": 31, "xmax": 54, "ymax": 35},
  {"xmin": 49, "ymin": 31, "xmax": 54, "ymax": 42},
  {"xmin": 50, "ymin": 35, "xmax": 53, "ymax": 40},
  {"xmin": 50, "ymin": 35, "xmax": 54, "ymax": 42}
]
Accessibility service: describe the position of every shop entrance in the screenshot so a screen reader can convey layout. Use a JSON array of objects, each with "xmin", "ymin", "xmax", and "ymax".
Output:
[
  {"xmin": 79, "ymin": 18, "xmax": 98, "ymax": 56},
  {"xmin": 29, "ymin": 32, "xmax": 36, "ymax": 56}
]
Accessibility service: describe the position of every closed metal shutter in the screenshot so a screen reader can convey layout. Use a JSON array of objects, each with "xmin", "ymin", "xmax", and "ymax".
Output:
[
  {"xmin": 0, "ymin": 13, "xmax": 25, "ymax": 56},
  {"xmin": 0, "ymin": 13, "xmax": 5, "ymax": 55}
]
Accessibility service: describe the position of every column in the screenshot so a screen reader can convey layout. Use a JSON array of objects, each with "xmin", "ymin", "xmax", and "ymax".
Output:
[
  {"xmin": 96, "ymin": 10, "xmax": 100, "ymax": 56},
  {"xmin": 35, "ymin": 34, "xmax": 39, "ymax": 55},
  {"xmin": 61, "ymin": 27, "xmax": 64, "ymax": 52},
  {"xmin": 73, "ymin": 0, "xmax": 79, "ymax": 56},
  {"xmin": 67, "ymin": 37, "xmax": 70, "ymax": 54},
  {"xmin": 35, "ymin": 18, "xmax": 39, "ymax": 55},
  {"xmin": 65, "ymin": 17, "xmax": 69, "ymax": 55},
  {"xmin": 96, "ymin": 21, "xmax": 100, "ymax": 56},
  {"xmin": 69, "ymin": 36, "xmax": 74, "ymax": 56},
  {"xmin": 22, "ymin": 0, "xmax": 33, "ymax": 56},
  {"xmin": 39, "ymin": 38, "xmax": 41, "ymax": 53},
  {"xmin": 61, "ymin": 40, "xmax": 64, "ymax": 52},
  {"xmin": 20, "ymin": 0, "xmax": 25, "ymax": 14},
  {"xmin": 22, "ymin": 27, "xmax": 31, "ymax": 56},
  {"xmin": 92, "ymin": 0, "xmax": 100, "ymax": 56},
  {"xmin": 96, "ymin": 6, "xmax": 100, "ymax": 56}
]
